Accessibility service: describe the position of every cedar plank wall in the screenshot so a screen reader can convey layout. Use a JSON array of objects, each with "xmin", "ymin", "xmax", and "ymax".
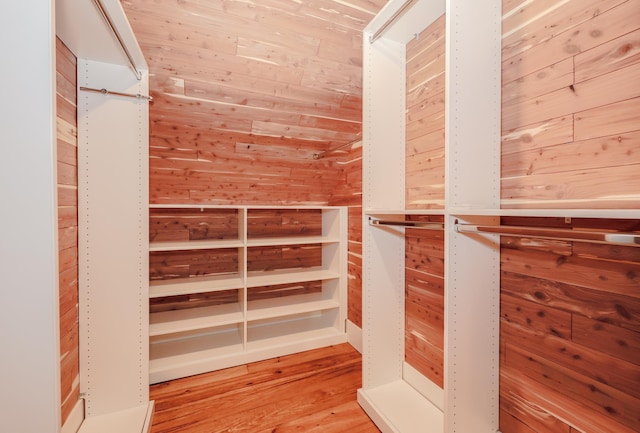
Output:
[
  {"xmin": 499, "ymin": 218, "xmax": 640, "ymax": 433},
  {"xmin": 403, "ymin": 16, "xmax": 446, "ymax": 387},
  {"xmin": 501, "ymin": 0, "xmax": 640, "ymax": 208},
  {"xmin": 56, "ymin": 37, "xmax": 80, "ymax": 427},
  {"xmin": 121, "ymin": 0, "xmax": 386, "ymax": 330},
  {"xmin": 500, "ymin": 1, "xmax": 640, "ymax": 432},
  {"xmin": 406, "ymin": 15, "xmax": 445, "ymax": 210},
  {"xmin": 121, "ymin": 0, "xmax": 386, "ymax": 205}
]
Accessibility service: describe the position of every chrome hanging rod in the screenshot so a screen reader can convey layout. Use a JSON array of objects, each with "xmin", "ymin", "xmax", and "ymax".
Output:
[
  {"xmin": 92, "ymin": 0, "xmax": 143, "ymax": 80},
  {"xmin": 80, "ymin": 86, "xmax": 153, "ymax": 101},
  {"xmin": 370, "ymin": 0, "xmax": 419, "ymax": 43},
  {"xmin": 369, "ymin": 218, "xmax": 445, "ymax": 231},
  {"xmin": 313, "ymin": 138, "xmax": 361, "ymax": 160},
  {"xmin": 455, "ymin": 224, "xmax": 640, "ymax": 247}
]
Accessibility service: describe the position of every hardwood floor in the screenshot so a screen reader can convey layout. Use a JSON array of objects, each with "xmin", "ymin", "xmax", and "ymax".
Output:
[{"xmin": 150, "ymin": 344, "xmax": 380, "ymax": 433}]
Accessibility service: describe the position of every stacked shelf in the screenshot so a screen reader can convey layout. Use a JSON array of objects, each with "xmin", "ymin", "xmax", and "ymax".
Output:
[{"xmin": 148, "ymin": 205, "xmax": 347, "ymax": 384}]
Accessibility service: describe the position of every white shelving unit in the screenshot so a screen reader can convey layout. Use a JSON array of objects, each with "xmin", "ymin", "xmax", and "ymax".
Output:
[
  {"xmin": 360, "ymin": 1, "xmax": 501, "ymax": 432},
  {"xmin": 148, "ymin": 205, "xmax": 348, "ymax": 384},
  {"xmin": 360, "ymin": 1, "xmax": 638, "ymax": 433}
]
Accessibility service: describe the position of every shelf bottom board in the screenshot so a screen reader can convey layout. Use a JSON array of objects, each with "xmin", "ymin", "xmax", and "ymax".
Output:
[
  {"xmin": 358, "ymin": 380, "xmax": 443, "ymax": 433},
  {"xmin": 78, "ymin": 401, "xmax": 154, "ymax": 433},
  {"xmin": 150, "ymin": 325, "xmax": 346, "ymax": 384}
]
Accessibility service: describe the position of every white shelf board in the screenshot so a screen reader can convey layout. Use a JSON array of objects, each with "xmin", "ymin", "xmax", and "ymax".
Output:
[
  {"xmin": 78, "ymin": 402, "xmax": 154, "ymax": 433},
  {"xmin": 150, "ymin": 303, "xmax": 243, "ymax": 337},
  {"xmin": 449, "ymin": 207, "xmax": 640, "ymax": 219},
  {"xmin": 246, "ymin": 267, "xmax": 339, "ymax": 288},
  {"xmin": 149, "ymin": 274, "xmax": 243, "ymax": 298},
  {"xmin": 247, "ymin": 235, "xmax": 339, "ymax": 246},
  {"xmin": 150, "ymin": 239, "xmax": 243, "ymax": 251},
  {"xmin": 247, "ymin": 294, "xmax": 339, "ymax": 322},
  {"xmin": 247, "ymin": 315, "xmax": 345, "ymax": 351},
  {"xmin": 149, "ymin": 204, "xmax": 242, "ymax": 210},
  {"xmin": 365, "ymin": 209, "xmax": 445, "ymax": 216},
  {"xmin": 150, "ymin": 328, "xmax": 243, "ymax": 379},
  {"xmin": 150, "ymin": 204, "xmax": 338, "ymax": 210},
  {"xmin": 358, "ymin": 380, "xmax": 444, "ymax": 433}
]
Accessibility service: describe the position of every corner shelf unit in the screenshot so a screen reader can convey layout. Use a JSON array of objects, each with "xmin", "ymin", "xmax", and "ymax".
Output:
[{"xmin": 148, "ymin": 205, "xmax": 347, "ymax": 384}]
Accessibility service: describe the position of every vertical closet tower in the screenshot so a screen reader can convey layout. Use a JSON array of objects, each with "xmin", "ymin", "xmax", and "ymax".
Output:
[
  {"xmin": 57, "ymin": 0, "xmax": 153, "ymax": 431},
  {"xmin": 359, "ymin": 0, "xmax": 503, "ymax": 432}
]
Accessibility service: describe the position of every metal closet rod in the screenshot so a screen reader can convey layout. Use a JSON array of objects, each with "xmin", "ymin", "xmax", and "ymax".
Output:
[
  {"xmin": 80, "ymin": 86, "xmax": 153, "ymax": 101},
  {"xmin": 92, "ymin": 0, "xmax": 143, "ymax": 80},
  {"xmin": 369, "ymin": 219, "xmax": 445, "ymax": 230},
  {"xmin": 369, "ymin": 219, "xmax": 640, "ymax": 246},
  {"xmin": 370, "ymin": 0, "xmax": 419, "ymax": 43},
  {"xmin": 456, "ymin": 223, "xmax": 640, "ymax": 247}
]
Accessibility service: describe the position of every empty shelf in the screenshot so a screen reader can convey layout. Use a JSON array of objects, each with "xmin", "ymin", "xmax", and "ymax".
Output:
[
  {"xmin": 247, "ymin": 235, "xmax": 339, "ymax": 246},
  {"xmin": 247, "ymin": 294, "xmax": 339, "ymax": 322},
  {"xmin": 150, "ymin": 303, "xmax": 243, "ymax": 337},
  {"xmin": 246, "ymin": 267, "xmax": 339, "ymax": 288},
  {"xmin": 150, "ymin": 239, "xmax": 243, "ymax": 251},
  {"xmin": 149, "ymin": 274, "xmax": 243, "ymax": 298}
]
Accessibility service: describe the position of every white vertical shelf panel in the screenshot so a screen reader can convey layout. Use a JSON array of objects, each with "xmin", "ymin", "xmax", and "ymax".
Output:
[
  {"xmin": 445, "ymin": 0, "xmax": 502, "ymax": 210},
  {"xmin": 363, "ymin": 34, "xmax": 406, "ymax": 211},
  {"xmin": 78, "ymin": 59, "xmax": 149, "ymax": 418},
  {"xmin": 444, "ymin": 0, "xmax": 501, "ymax": 430},
  {"xmin": 362, "ymin": 223, "xmax": 406, "ymax": 389},
  {"xmin": 0, "ymin": 2, "xmax": 60, "ymax": 432},
  {"xmin": 445, "ymin": 215, "xmax": 500, "ymax": 433}
]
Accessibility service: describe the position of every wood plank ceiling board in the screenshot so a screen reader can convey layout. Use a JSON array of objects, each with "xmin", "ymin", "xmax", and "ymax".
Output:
[{"xmin": 121, "ymin": 0, "xmax": 388, "ymax": 205}]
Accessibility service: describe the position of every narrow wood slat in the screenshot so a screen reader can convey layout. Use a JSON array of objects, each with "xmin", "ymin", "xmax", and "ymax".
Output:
[
  {"xmin": 503, "ymin": 345, "xmax": 640, "ymax": 432},
  {"xmin": 574, "ymin": 27, "xmax": 640, "ymax": 83},
  {"xmin": 502, "ymin": 115, "xmax": 574, "ymax": 155},
  {"xmin": 572, "ymin": 315, "xmax": 640, "ymax": 365},
  {"xmin": 502, "ymin": 319, "xmax": 640, "ymax": 401},
  {"xmin": 501, "ymin": 270, "xmax": 640, "ymax": 334},
  {"xmin": 501, "ymin": 293, "xmax": 572, "ymax": 340},
  {"xmin": 574, "ymin": 97, "xmax": 640, "ymax": 141},
  {"xmin": 501, "ymin": 130, "xmax": 640, "ymax": 178},
  {"xmin": 502, "ymin": 0, "xmax": 632, "ymax": 79},
  {"xmin": 501, "ymin": 247, "xmax": 640, "ymax": 299},
  {"xmin": 502, "ymin": 62, "xmax": 640, "ymax": 132},
  {"xmin": 501, "ymin": 163, "xmax": 640, "ymax": 208}
]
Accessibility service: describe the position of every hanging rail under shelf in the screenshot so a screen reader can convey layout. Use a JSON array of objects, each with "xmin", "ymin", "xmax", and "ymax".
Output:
[
  {"xmin": 369, "ymin": 218, "xmax": 444, "ymax": 230},
  {"xmin": 455, "ymin": 224, "xmax": 640, "ymax": 247},
  {"xmin": 80, "ymin": 86, "xmax": 153, "ymax": 101}
]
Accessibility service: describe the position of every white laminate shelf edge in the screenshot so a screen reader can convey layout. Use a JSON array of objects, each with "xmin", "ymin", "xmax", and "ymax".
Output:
[
  {"xmin": 247, "ymin": 235, "xmax": 339, "ymax": 246},
  {"xmin": 358, "ymin": 381, "xmax": 444, "ymax": 433},
  {"xmin": 247, "ymin": 295, "xmax": 340, "ymax": 322},
  {"xmin": 150, "ymin": 303, "xmax": 244, "ymax": 337},
  {"xmin": 246, "ymin": 267, "xmax": 339, "ymax": 287},
  {"xmin": 78, "ymin": 402, "xmax": 154, "ymax": 433},
  {"xmin": 149, "ymin": 274, "xmax": 244, "ymax": 298},
  {"xmin": 150, "ymin": 239, "xmax": 244, "ymax": 251}
]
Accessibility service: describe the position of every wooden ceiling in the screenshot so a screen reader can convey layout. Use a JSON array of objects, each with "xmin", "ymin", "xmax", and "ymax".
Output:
[{"xmin": 122, "ymin": 0, "xmax": 388, "ymax": 158}]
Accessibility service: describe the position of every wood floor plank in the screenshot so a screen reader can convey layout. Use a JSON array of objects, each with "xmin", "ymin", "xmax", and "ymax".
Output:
[{"xmin": 149, "ymin": 344, "xmax": 380, "ymax": 433}]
